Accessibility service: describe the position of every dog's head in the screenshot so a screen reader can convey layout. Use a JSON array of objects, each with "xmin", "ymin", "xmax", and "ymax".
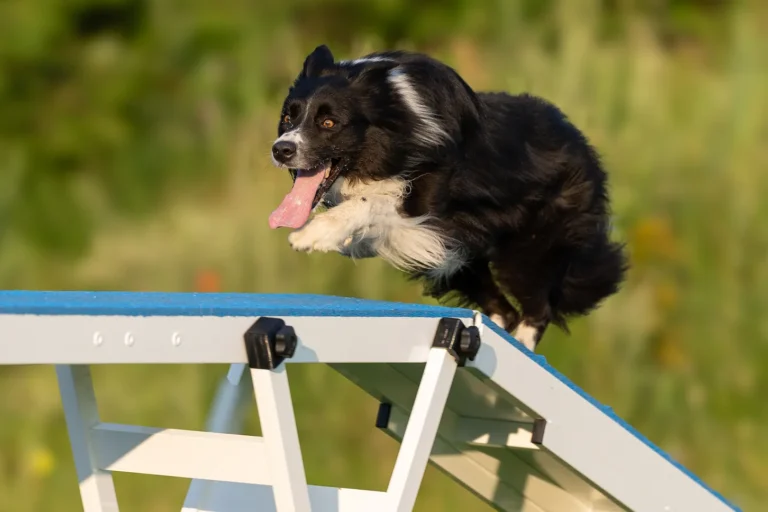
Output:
[{"xmin": 268, "ymin": 45, "xmax": 405, "ymax": 229}]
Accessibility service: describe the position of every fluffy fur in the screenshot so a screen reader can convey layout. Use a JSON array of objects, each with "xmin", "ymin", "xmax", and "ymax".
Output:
[{"xmin": 270, "ymin": 45, "xmax": 628, "ymax": 350}]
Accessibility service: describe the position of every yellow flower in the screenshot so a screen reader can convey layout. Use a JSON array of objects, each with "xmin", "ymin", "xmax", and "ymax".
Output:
[
  {"xmin": 29, "ymin": 446, "xmax": 55, "ymax": 478},
  {"xmin": 630, "ymin": 216, "xmax": 680, "ymax": 266}
]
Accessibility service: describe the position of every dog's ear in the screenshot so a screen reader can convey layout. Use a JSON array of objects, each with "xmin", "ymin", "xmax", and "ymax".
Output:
[{"xmin": 300, "ymin": 45, "xmax": 335, "ymax": 78}]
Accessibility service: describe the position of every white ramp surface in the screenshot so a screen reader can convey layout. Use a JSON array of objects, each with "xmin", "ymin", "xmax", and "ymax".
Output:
[{"xmin": 0, "ymin": 291, "xmax": 741, "ymax": 512}]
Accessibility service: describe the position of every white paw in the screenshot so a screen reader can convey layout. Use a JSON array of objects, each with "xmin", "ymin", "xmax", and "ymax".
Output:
[
  {"xmin": 288, "ymin": 219, "xmax": 348, "ymax": 253},
  {"xmin": 513, "ymin": 322, "xmax": 538, "ymax": 351},
  {"xmin": 489, "ymin": 314, "xmax": 506, "ymax": 329},
  {"xmin": 288, "ymin": 229, "xmax": 339, "ymax": 253}
]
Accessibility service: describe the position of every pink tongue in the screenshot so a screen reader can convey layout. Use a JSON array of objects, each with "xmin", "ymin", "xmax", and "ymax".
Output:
[{"xmin": 269, "ymin": 166, "xmax": 328, "ymax": 229}]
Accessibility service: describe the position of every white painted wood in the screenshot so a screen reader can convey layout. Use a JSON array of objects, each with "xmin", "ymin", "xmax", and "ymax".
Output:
[
  {"xmin": 56, "ymin": 365, "xmax": 120, "ymax": 512},
  {"xmin": 453, "ymin": 417, "xmax": 540, "ymax": 450},
  {"xmin": 181, "ymin": 364, "xmax": 385, "ymax": 512},
  {"xmin": 421, "ymin": 364, "xmax": 535, "ymax": 422},
  {"xmin": 384, "ymin": 405, "xmax": 546, "ymax": 512},
  {"xmin": 376, "ymin": 365, "xmax": 617, "ymax": 511},
  {"xmin": 0, "ymin": 315, "xmax": 465, "ymax": 365},
  {"xmin": 386, "ymin": 348, "xmax": 458, "ymax": 511},
  {"xmin": 516, "ymin": 449, "xmax": 626, "ymax": 512},
  {"xmin": 90, "ymin": 423, "xmax": 271, "ymax": 485},
  {"xmin": 462, "ymin": 446, "xmax": 593, "ymax": 512},
  {"xmin": 342, "ymin": 364, "xmax": 592, "ymax": 512},
  {"xmin": 469, "ymin": 324, "xmax": 736, "ymax": 512},
  {"xmin": 183, "ymin": 364, "xmax": 252, "ymax": 511},
  {"xmin": 184, "ymin": 480, "xmax": 387, "ymax": 512},
  {"xmin": 0, "ymin": 303, "xmax": 735, "ymax": 512},
  {"xmin": 250, "ymin": 366, "xmax": 311, "ymax": 512}
]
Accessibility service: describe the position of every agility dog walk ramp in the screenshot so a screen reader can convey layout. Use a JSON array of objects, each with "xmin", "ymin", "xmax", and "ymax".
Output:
[{"xmin": 0, "ymin": 291, "xmax": 740, "ymax": 511}]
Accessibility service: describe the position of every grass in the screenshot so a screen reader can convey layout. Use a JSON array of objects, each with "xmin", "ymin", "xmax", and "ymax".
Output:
[{"xmin": 1, "ymin": 1, "xmax": 767, "ymax": 510}]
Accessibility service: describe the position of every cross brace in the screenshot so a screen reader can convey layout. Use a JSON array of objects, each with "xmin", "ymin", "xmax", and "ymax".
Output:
[{"xmin": 56, "ymin": 316, "xmax": 493, "ymax": 511}]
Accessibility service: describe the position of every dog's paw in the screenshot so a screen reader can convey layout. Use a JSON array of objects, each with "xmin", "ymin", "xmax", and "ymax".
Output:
[
  {"xmin": 288, "ymin": 219, "xmax": 350, "ymax": 254},
  {"xmin": 288, "ymin": 229, "xmax": 324, "ymax": 253}
]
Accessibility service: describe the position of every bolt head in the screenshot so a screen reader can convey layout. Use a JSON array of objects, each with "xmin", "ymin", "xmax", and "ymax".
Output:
[
  {"xmin": 275, "ymin": 326, "xmax": 297, "ymax": 358},
  {"xmin": 459, "ymin": 326, "xmax": 481, "ymax": 360}
]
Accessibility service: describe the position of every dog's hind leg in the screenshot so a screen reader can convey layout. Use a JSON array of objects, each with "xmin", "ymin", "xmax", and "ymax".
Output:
[
  {"xmin": 511, "ymin": 305, "xmax": 551, "ymax": 352},
  {"xmin": 491, "ymin": 256, "xmax": 560, "ymax": 351},
  {"xmin": 423, "ymin": 260, "xmax": 520, "ymax": 332}
]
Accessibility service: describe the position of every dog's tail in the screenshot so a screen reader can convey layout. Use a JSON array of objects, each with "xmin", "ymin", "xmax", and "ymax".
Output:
[{"xmin": 551, "ymin": 238, "xmax": 629, "ymax": 329}]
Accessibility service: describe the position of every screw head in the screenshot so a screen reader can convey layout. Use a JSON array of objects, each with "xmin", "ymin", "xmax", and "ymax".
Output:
[{"xmin": 274, "ymin": 326, "xmax": 297, "ymax": 358}]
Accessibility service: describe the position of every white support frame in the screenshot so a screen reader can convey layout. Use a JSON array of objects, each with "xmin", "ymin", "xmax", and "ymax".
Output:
[
  {"xmin": 46, "ymin": 321, "xmax": 465, "ymax": 512},
  {"xmin": 56, "ymin": 365, "xmax": 120, "ymax": 512},
  {"xmin": 250, "ymin": 365, "xmax": 311, "ymax": 511},
  {"xmin": 332, "ymin": 363, "xmax": 590, "ymax": 512},
  {"xmin": 386, "ymin": 348, "xmax": 458, "ymax": 511},
  {"xmin": 0, "ymin": 291, "xmax": 740, "ymax": 512}
]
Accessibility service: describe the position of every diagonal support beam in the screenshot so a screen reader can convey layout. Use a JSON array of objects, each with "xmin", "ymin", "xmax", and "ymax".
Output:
[
  {"xmin": 56, "ymin": 364, "xmax": 120, "ymax": 512},
  {"xmin": 386, "ymin": 347, "xmax": 459, "ymax": 511},
  {"xmin": 242, "ymin": 316, "xmax": 310, "ymax": 511},
  {"xmin": 250, "ymin": 365, "xmax": 311, "ymax": 511}
]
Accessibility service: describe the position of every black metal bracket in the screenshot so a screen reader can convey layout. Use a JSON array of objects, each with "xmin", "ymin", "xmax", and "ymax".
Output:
[
  {"xmin": 531, "ymin": 418, "xmax": 547, "ymax": 445},
  {"xmin": 432, "ymin": 318, "xmax": 482, "ymax": 367},
  {"xmin": 243, "ymin": 317, "xmax": 298, "ymax": 370},
  {"xmin": 375, "ymin": 402, "xmax": 392, "ymax": 429}
]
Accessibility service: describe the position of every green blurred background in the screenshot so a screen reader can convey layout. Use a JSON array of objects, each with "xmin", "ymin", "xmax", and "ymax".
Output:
[{"xmin": 0, "ymin": 0, "xmax": 766, "ymax": 510}]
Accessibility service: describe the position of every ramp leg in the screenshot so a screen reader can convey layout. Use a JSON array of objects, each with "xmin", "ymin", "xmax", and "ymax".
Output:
[
  {"xmin": 386, "ymin": 347, "xmax": 459, "ymax": 511},
  {"xmin": 251, "ymin": 365, "xmax": 311, "ymax": 512},
  {"xmin": 56, "ymin": 365, "xmax": 120, "ymax": 512},
  {"xmin": 182, "ymin": 363, "xmax": 252, "ymax": 512}
]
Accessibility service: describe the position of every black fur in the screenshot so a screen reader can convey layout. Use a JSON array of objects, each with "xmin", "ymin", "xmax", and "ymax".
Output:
[{"xmin": 275, "ymin": 45, "xmax": 628, "ymax": 346}]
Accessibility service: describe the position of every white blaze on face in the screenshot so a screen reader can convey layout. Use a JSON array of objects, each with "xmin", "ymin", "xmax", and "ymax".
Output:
[
  {"xmin": 271, "ymin": 129, "xmax": 306, "ymax": 167},
  {"xmin": 275, "ymin": 130, "xmax": 304, "ymax": 145},
  {"xmin": 273, "ymin": 98, "xmax": 314, "ymax": 168}
]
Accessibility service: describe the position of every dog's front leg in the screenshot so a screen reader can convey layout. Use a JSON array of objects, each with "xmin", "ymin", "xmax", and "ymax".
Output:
[{"xmin": 288, "ymin": 201, "xmax": 367, "ymax": 254}]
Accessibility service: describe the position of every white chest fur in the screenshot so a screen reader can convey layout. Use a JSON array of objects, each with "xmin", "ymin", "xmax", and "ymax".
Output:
[{"xmin": 288, "ymin": 177, "xmax": 466, "ymax": 280}]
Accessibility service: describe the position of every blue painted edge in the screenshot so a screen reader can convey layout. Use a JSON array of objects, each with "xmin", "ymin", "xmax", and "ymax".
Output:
[
  {"xmin": 0, "ymin": 291, "xmax": 471, "ymax": 319},
  {"xmin": 482, "ymin": 317, "xmax": 741, "ymax": 512}
]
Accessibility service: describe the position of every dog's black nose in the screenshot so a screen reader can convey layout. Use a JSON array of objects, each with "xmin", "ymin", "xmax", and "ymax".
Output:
[{"xmin": 272, "ymin": 140, "xmax": 297, "ymax": 163}]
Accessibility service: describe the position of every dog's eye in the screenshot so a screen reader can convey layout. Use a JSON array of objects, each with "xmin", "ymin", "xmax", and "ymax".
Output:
[
  {"xmin": 282, "ymin": 114, "xmax": 291, "ymax": 124},
  {"xmin": 321, "ymin": 119, "xmax": 335, "ymax": 129}
]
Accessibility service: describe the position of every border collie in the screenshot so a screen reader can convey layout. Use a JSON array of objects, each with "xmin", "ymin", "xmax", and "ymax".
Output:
[{"xmin": 268, "ymin": 45, "xmax": 628, "ymax": 351}]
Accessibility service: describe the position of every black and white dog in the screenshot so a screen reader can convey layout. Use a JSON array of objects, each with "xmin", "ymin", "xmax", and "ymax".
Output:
[{"xmin": 269, "ymin": 45, "xmax": 628, "ymax": 351}]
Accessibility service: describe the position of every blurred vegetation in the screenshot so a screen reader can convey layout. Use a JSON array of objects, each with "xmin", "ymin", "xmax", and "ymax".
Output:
[{"xmin": 0, "ymin": 0, "xmax": 766, "ymax": 510}]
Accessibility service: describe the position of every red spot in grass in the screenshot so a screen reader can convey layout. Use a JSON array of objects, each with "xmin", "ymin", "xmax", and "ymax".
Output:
[{"xmin": 195, "ymin": 270, "xmax": 221, "ymax": 293}]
